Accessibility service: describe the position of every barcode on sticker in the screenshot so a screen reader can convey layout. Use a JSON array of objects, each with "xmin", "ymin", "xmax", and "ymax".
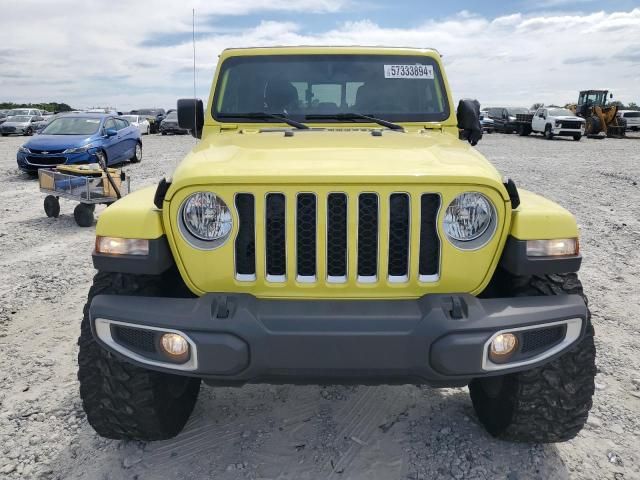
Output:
[{"xmin": 384, "ymin": 64, "xmax": 434, "ymax": 79}]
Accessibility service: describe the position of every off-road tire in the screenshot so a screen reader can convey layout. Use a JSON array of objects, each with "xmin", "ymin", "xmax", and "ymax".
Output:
[
  {"xmin": 470, "ymin": 273, "xmax": 596, "ymax": 443},
  {"xmin": 78, "ymin": 272, "xmax": 201, "ymax": 440}
]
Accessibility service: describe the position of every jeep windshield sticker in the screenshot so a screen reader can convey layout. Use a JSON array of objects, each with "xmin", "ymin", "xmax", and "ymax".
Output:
[{"xmin": 384, "ymin": 64, "xmax": 434, "ymax": 79}]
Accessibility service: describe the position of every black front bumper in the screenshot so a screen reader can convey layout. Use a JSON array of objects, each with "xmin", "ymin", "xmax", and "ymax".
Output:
[{"xmin": 89, "ymin": 293, "xmax": 588, "ymax": 386}]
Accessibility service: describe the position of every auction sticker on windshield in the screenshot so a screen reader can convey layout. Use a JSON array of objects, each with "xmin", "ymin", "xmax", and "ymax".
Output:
[{"xmin": 384, "ymin": 64, "xmax": 434, "ymax": 79}]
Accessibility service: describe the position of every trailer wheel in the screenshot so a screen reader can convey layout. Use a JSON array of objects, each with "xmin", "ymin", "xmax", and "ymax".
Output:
[
  {"xmin": 74, "ymin": 203, "xmax": 94, "ymax": 227},
  {"xmin": 44, "ymin": 195, "xmax": 60, "ymax": 218}
]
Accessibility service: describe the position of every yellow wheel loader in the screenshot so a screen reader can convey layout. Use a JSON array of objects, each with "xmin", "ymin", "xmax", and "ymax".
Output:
[{"xmin": 566, "ymin": 90, "xmax": 626, "ymax": 138}]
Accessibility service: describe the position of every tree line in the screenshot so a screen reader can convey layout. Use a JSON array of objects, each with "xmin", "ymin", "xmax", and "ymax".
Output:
[{"xmin": 0, "ymin": 102, "xmax": 74, "ymax": 113}]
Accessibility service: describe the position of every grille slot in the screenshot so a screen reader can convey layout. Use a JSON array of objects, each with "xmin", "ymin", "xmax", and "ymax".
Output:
[
  {"xmin": 418, "ymin": 194, "xmax": 441, "ymax": 281},
  {"xmin": 327, "ymin": 193, "xmax": 348, "ymax": 281},
  {"xmin": 112, "ymin": 326, "xmax": 156, "ymax": 353},
  {"xmin": 559, "ymin": 121, "xmax": 582, "ymax": 129},
  {"xmin": 26, "ymin": 156, "xmax": 66, "ymax": 165},
  {"xmin": 235, "ymin": 194, "xmax": 255, "ymax": 280},
  {"xmin": 30, "ymin": 148, "xmax": 66, "ymax": 155},
  {"xmin": 388, "ymin": 193, "xmax": 410, "ymax": 280},
  {"xmin": 265, "ymin": 193, "xmax": 286, "ymax": 280},
  {"xmin": 357, "ymin": 193, "xmax": 379, "ymax": 280},
  {"xmin": 521, "ymin": 326, "xmax": 565, "ymax": 354},
  {"xmin": 296, "ymin": 194, "xmax": 317, "ymax": 280}
]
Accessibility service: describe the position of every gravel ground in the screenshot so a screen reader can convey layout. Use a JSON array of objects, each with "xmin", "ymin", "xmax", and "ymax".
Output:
[{"xmin": 0, "ymin": 131, "xmax": 638, "ymax": 480}]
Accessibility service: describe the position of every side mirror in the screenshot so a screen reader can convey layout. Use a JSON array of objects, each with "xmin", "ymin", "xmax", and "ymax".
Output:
[
  {"xmin": 178, "ymin": 98, "xmax": 204, "ymax": 138},
  {"xmin": 104, "ymin": 128, "xmax": 117, "ymax": 137},
  {"xmin": 610, "ymin": 93, "xmax": 613, "ymax": 99},
  {"xmin": 457, "ymin": 99, "xmax": 482, "ymax": 146}
]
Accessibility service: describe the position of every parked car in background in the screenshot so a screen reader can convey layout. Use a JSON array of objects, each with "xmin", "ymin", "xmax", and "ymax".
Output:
[
  {"xmin": 0, "ymin": 110, "xmax": 9, "ymax": 125},
  {"xmin": 6, "ymin": 108, "xmax": 43, "ymax": 117},
  {"xmin": 617, "ymin": 110, "xmax": 640, "ymax": 131},
  {"xmin": 121, "ymin": 115, "xmax": 151, "ymax": 135},
  {"xmin": 16, "ymin": 113, "xmax": 142, "ymax": 174},
  {"xmin": 531, "ymin": 107, "xmax": 585, "ymax": 140},
  {"xmin": 33, "ymin": 112, "xmax": 68, "ymax": 133},
  {"xmin": 1, "ymin": 115, "xmax": 43, "ymax": 136},
  {"xmin": 485, "ymin": 107, "xmax": 529, "ymax": 133},
  {"xmin": 130, "ymin": 108, "xmax": 165, "ymax": 133},
  {"xmin": 159, "ymin": 110, "xmax": 189, "ymax": 135},
  {"xmin": 479, "ymin": 111, "xmax": 494, "ymax": 133}
]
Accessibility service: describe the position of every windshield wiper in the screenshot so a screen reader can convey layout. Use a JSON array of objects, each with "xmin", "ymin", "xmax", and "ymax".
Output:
[
  {"xmin": 305, "ymin": 113, "xmax": 404, "ymax": 131},
  {"xmin": 218, "ymin": 112, "xmax": 309, "ymax": 130}
]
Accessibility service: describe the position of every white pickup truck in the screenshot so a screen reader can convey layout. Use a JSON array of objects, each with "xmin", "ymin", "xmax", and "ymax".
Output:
[
  {"xmin": 617, "ymin": 110, "xmax": 640, "ymax": 131},
  {"xmin": 532, "ymin": 107, "xmax": 585, "ymax": 141}
]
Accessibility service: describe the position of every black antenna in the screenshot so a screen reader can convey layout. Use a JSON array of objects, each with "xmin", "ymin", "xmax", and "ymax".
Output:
[{"xmin": 192, "ymin": 8, "xmax": 197, "ymax": 138}]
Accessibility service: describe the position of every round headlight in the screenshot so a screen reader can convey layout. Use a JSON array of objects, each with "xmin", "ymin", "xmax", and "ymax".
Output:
[
  {"xmin": 443, "ymin": 193, "xmax": 495, "ymax": 243},
  {"xmin": 181, "ymin": 192, "xmax": 232, "ymax": 244}
]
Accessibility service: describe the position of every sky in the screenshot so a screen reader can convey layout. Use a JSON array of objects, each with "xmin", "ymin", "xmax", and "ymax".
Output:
[{"xmin": 0, "ymin": 0, "xmax": 639, "ymax": 111}]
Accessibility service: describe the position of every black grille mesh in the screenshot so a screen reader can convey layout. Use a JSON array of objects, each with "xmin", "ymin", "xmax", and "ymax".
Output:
[
  {"xmin": 235, "ymin": 194, "xmax": 255, "ymax": 276},
  {"xmin": 357, "ymin": 194, "xmax": 379, "ymax": 277},
  {"xmin": 559, "ymin": 121, "xmax": 582, "ymax": 129},
  {"xmin": 266, "ymin": 193, "xmax": 286, "ymax": 277},
  {"xmin": 296, "ymin": 194, "xmax": 317, "ymax": 277},
  {"xmin": 327, "ymin": 193, "xmax": 348, "ymax": 277},
  {"xmin": 419, "ymin": 194, "xmax": 440, "ymax": 276},
  {"xmin": 521, "ymin": 326, "xmax": 565, "ymax": 353},
  {"xmin": 113, "ymin": 326, "xmax": 156, "ymax": 353},
  {"xmin": 26, "ymin": 156, "xmax": 66, "ymax": 165},
  {"xmin": 388, "ymin": 194, "xmax": 410, "ymax": 277}
]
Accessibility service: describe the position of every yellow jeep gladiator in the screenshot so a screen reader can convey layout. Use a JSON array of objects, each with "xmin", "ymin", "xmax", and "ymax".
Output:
[{"xmin": 78, "ymin": 46, "xmax": 595, "ymax": 443}]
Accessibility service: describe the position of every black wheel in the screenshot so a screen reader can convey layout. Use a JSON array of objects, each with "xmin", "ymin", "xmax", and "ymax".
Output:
[
  {"xmin": 25, "ymin": 127, "xmax": 33, "ymax": 136},
  {"xmin": 43, "ymin": 195, "xmax": 60, "ymax": 218},
  {"xmin": 517, "ymin": 125, "xmax": 531, "ymax": 136},
  {"xmin": 78, "ymin": 272, "xmax": 201, "ymax": 440},
  {"xmin": 130, "ymin": 142, "xmax": 142, "ymax": 163},
  {"xmin": 573, "ymin": 134, "xmax": 582, "ymax": 141},
  {"xmin": 544, "ymin": 124, "xmax": 554, "ymax": 140},
  {"xmin": 161, "ymin": 131, "xmax": 167, "ymax": 135},
  {"xmin": 1, "ymin": 133, "xmax": 8, "ymax": 137},
  {"xmin": 73, "ymin": 203, "xmax": 94, "ymax": 227},
  {"xmin": 470, "ymin": 273, "xmax": 596, "ymax": 443}
]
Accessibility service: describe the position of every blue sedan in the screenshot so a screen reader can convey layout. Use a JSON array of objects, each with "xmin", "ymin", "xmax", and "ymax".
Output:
[{"xmin": 17, "ymin": 113, "xmax": 142, "ymax": 174}]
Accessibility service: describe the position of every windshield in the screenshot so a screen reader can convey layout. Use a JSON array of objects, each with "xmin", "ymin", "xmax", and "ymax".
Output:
[
  {"xmin": 549, "ymin": 108, "xmax": 574, "ymax": 116},
  {"xmin": 507, "ymin": 108, "xmax": 528, "ymax": 115},
  {"xmin": 121, "ymin": 115, "xmax": 138, "ymax": 122},
  {"xmin": 213, "ymin": 54, "xmax": 450, "ymax": 123},
  {"xmin": 41, "ymin": 117, "xmax": 101, "ymax": 135},
  {"xmin": 9, "ymin": 109, "xmax": 31, "ymax": 116},
  {"xmin": 9, "ymin": 116, "xmax": 31, "ymax": 122},
  {"xmin": 165, "ymin": 111, "xmax": 178, "ymax": 120}
]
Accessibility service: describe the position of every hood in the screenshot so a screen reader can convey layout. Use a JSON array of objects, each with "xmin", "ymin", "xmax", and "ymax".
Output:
[
  {"xmin": 24, "ymin": 134, "xmax": 95, "ymax": 149},
  {"xmin": 168, "ymin": 129, "xmax": 507, "ymax": 198},
  {"xmin": 3, "ymin": 120, "xmax": 29, "ymax": 127}
]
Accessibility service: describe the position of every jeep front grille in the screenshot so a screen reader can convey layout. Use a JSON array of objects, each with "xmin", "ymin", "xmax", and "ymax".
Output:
[{"xmin": 234, "ymin": 192, "xmax": 441, "ymax": 285}]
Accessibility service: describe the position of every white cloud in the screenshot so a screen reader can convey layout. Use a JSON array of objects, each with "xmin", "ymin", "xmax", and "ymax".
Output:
[{"xmin": 0, "ymin": 3, "xmax": 639, "ymax": 109}]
